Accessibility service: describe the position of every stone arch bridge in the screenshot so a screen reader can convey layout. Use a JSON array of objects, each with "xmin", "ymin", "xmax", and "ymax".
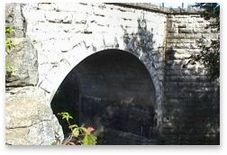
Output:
[{"xmin": 5, "ymin": 3, "xmax": 219, "ymax": 145}]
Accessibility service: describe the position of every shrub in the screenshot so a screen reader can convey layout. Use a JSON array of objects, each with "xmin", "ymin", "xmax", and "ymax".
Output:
[{"xmin": 57, "ymin": 112, "xmax": 97, "ymax": 145}]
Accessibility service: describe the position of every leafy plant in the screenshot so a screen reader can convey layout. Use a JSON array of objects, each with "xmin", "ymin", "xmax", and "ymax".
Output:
[
  {"xmin": 5, "ymin": 26, "xmax": 15, "ymax": 77},
  {"xmin": 5, "ymin": 26, "xmax": 15, "ymax": 53},
  {"xmin": 187, "ymin": 36, "xmax": 219, "ymax": 80},
  {"xmin": 57, "ymin": 112, "xmax": 97, "ymax": 145},
  {"xmin": 6, "ymin": 60, "xmax": 15, "ymax": 77},
  {"xmin": 186, "ymin": 3, "xmax": 220, "ymax": 81}
]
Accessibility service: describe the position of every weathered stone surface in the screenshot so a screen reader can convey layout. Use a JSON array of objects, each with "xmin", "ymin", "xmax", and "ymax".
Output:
[
  {"xmin": 5, "ymin": 87, "xmax": 64, "ymax": 145},
  {"xmin": 20, "ymin": 3, "xmax": 167, "ymax": 121},
  {"xmin": 163, "ymin": 14, "xmax": 220, "ymax": 144},
  {"xmin": 5, "ymin": 3, "xmax": 25, "ymax": 37},
  {"xmin": 6, "ymin": 38, "xmax": 38, "ymax": 87}
]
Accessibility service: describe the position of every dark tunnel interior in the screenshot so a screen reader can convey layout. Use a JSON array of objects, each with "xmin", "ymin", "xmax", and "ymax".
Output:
[{"xmin": 51, "ymin": 49, "xmax": 157, "ymax": 144}]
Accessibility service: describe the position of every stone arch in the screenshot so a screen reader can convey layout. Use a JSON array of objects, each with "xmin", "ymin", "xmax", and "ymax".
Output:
[
  {"xmin": 39, "ymin": 46, "xmax": 163, "ymax": 130},
  {"xmin": 50, "ymin": 49, "xmax": 160, "ymax": 144},
  {"xmin": 41, "ymin": 47, "xmax": 161, "ymax": 104}
]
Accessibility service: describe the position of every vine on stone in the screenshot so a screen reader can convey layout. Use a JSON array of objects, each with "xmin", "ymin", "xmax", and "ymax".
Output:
[{"xmin": 5, "ymin": 26, "xmax": 15, "ymax": 77}]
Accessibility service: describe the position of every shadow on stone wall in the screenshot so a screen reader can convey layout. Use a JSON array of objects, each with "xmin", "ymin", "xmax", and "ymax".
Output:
[
  {"xmin": 122, "ymin": 18, "xmax": 164, "ymax": 136},
  {"xmin": 162, "ymin": 46, "xmax": 220, "ymax": 144},
  {"xmin": 123, "ymin": 17, "xmax": 159, "ymax": 67}
]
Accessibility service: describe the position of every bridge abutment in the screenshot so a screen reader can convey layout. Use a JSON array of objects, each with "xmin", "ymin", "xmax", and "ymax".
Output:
[{"xmin": 5, "ymin": 3, "xmax": 219, "ymax": 145}]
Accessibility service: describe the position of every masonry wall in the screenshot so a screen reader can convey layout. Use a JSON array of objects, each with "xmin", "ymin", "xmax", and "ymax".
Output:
[
  {"xmin": 22, "ymin": 2, "xmax": 166, "ymax": 98},
  {"xmin": 19, "ymin": 2, "xmax": 168, "ymax": 130},
  {"xmin": 5, "ymin": 2, "xmax": 167, "ymax": 145},
  {"xmin": 162, "ymin": 14, "xmax": 220, "ymax": 144}
]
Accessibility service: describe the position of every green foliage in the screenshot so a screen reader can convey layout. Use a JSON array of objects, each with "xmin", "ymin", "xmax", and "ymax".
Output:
[
  {"xmin": 188, "ymin": 36, "xmax": 220, "ymax": 80},
  {"xmin": 5, "ymin": 26, "xmax": 15, "ymax": 77},
  {"xmin": 194, "ymin": 3, "xmax": 220, "ymax": 20},
  {"xmin": 57, "ymin": 112, "xmax": 73, "ymax": 123},
  {"xmin": 194, "ymin": 3, "xmax": 220, "ymax": 29},
  {"xmin": 5, "ymin": 26, "xmax": 14, "ymax": 36},
  {"xmin": 82, "ymin": 134, "xmax": 97, "ymax": 145},
  {"xmin": 187, "ymin": 3, "xmax": 220, "ymax": 81},
  {"xmin": 6, "ymin": 60, "xmax": 15, "ymax": 77},
  {"xmin": 5, "ymin": 26, "xmax": 15, "ymax": 53},
  {"xmin": 58, "ymin": 112, "xmax": 97, "ymax": 145},
  {"xmin": 5, "ymin": 38, "xmax": 14, "ymax": 53}
]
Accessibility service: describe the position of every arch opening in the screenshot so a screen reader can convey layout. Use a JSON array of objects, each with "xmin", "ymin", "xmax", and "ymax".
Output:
[{"xmin": 51, "ymin": 49, "xmax": 158, "ymax": 144}]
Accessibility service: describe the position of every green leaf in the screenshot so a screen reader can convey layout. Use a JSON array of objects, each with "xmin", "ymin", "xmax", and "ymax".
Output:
[
  {"xmin": 72, "ymin": 128, "xmax": 80, "ymax": 137},
  {"xmin": 5, "ymin": 26, "xmax": 15, "ymax": 38},
  {"xmin": 82, "ymin": 134, "xmax": 97, "ymax": 145},
  {"xmin": 80, "ymin": 127, "xmax": 88, "ymax": 134},
  {"xmin": 57, "ymin": 112, "xmax": 73, "ymax": 122},
  {"xmin": 6, "ymin": 60, "xmax": 15, "ymax": 75},
  {"xmin": 57, "ymin": 112, "xmax": 97, "ymax": 145},
  {"xmin": 6, "ymin": 38, "xmax": 13, "ymax": 53},
  {"xmin": 69, "ymin": 124, "xmax": 78, "ymax": 130}
]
